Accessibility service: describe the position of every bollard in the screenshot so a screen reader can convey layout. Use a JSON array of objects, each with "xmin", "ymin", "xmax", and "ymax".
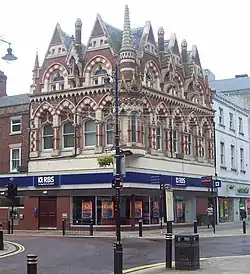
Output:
[
  {"xmin": 7, "ymin": 221, "xmax": 10, "ymax": 234},
  {"xmin": 62, "ymin": 219, "xmax": 65, "ymax": 236},
  {"xmin": 194, "ymin": 219, "xmax": 198, "ymax": 234},
  {"xmin": 0, "ymin": 223, "xmax": 3, "ymax": 251},
  {"xmin": 114, "ymin": 241, "xmax": 123, "ymax": 274},
  {"xmin": 27, "ymin": 254, "xmax": 37, "ymax": 274},
  {"xmin": 243, "ymin": 219, "xmax": 246, "ymax": 234},
  {"xmin": 138, "ymin": 219, "xmax": 142, "ymax": 237},
  {"xmin": 113, "ymin": 242, "xmax": 117, "ymax": 274},
  {"xmin": 90, "ymin": 219, "xmax": 94, "ymax": 236},
  {"xmin": 165, "ymin": 221, "xmax": 173, "ymax": 269}
]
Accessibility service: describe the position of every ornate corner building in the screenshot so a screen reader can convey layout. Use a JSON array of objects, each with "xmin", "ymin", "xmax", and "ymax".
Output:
[{"xmin": 1, "ymin": 5, "xmax": 215, "ymax": 230}]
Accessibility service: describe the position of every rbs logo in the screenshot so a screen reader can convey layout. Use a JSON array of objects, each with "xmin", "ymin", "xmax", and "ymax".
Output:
[
  {"xmin": 37, "ymin": 176, "xmax": 55, "ymax": 185},
  {"xmin": 175, "ymin": 177, "xmax": 186, "ymax": 186}
]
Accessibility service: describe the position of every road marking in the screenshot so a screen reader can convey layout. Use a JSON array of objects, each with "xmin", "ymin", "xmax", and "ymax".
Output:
[
  {"xmin": 122, "ymin": 254, "xmax": 250, "ymax": 273},
  {"xmin": 0, "ymin": 241, "xmax": 25, "ymax": 259}
]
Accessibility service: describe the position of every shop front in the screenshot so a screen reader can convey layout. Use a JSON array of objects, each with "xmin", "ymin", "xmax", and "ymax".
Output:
[{"xmin": 0, "ymin": 171, "xmax": 213, "ymax": 230}]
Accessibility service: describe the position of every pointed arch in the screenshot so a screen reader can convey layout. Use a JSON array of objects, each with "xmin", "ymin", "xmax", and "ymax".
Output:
[
  {"xmin": 155, "ymin": 101, "xmax": 169, "ymax": 115},
  {"xmin": 172, "ymin": 107, "xmax": 185, "ymax": 121},
  {"xmin": 42, "ymin": 63, "xmax": 68, "ymax": 83},
  {"xmin": 32, "ymin": 101, "xmax": 55, "ymax": 119},
  {"xmin": 98, "ymin": 93, "xmax": 113, "ymax": 109},
  {"xmin": 141, "ymin": 96, "xmax": 153, "ymax": 113},
  {"xmin": 55, "ymin": 99, "xmax": 76, "ymax": 115},
  {"xmin": 187, "ymin": 111, "xmax": 198, "ymax": 125},
  {"xmin": 144, "ymin": 60, "xmax": 160, "ymax": 77},
  {"xmin": 76, "ymin": 96, "xmax": 98, "ymax": 113}
]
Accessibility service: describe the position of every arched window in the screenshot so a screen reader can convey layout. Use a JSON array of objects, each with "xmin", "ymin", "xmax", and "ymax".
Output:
[
  {"xmin": 106, "ymin": 118, "xmax": 114, "ymax": 146},
  {"xmin": 145, "ymin": 70, "xmax": 154, "ymax": 88},
  {"xmin": 42, "ymin": 124, "xmax": 53, "ymax": 150},
  {"xmin": 84, "ymin": 120, "xmax": 96, "ymax": 147},
  {"xmin": 92, "ymin": 65, "xmax": 107, "ymax": 86},
  {"xmin": 50, "ymin": 72, "xmax": 65, "ymax": 91},
  {"xmin": 156, "ymin": 126, "xmax": 162, "ymax": 150},
  {"xmin": 131, "ymin": 115, "xmax": 137, "ymax": 143},
  {"xmin": 62, "ymin": 122, "xmax": 74, "ymax": 148}
]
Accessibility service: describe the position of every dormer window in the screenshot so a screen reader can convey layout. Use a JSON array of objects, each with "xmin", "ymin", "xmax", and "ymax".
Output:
[{"xmin": 92, "ymin": 65, "xmax": 107, "ymax": 86}]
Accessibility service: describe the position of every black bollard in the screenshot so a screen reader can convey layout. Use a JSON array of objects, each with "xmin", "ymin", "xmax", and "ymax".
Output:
[
  {"xmin": 0, "ymin": 223, "xmax": 3, "ymax": 251},
  {"xmin": 62, "ymin": 219, "xmax": 65, "ymax": 236},
  {"xmin": 27, "ymin": 254, "xmax": 37, "ymax": 274},
  {"xmin": 7, "ymin": 221, "xmax": 10, "ymax": 234},
  {"xmin": 194, "ymin": 219, "xmax": 198, "ymax": 234},
  {"xmin": 165, "ymin": 221, "xmax": 173, "ymax": 269},
  {"xmin": 114, "ymin": 241, "xmax": 123, "ymax": 274},
  {"xmin": 138, "ymin": 219, "xmax": 142, "ymax": 237},
  {"xmin": 90, "ymin": 219, "xmax": 93, "ymax": 236},
  {"xmin": 243, "ymin": 219, "xmax": 246, "ymax": 234}
]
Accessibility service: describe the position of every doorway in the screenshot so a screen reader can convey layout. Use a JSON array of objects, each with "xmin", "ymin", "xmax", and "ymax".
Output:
[{"xmin": 39, "ymin": 196, "xmax": 57, "ymax": 229}]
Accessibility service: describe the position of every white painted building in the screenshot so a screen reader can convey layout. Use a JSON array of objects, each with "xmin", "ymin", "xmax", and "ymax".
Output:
[{"xmin": 213, "ymin": 89, "xmax": 250, "ymax": 222}]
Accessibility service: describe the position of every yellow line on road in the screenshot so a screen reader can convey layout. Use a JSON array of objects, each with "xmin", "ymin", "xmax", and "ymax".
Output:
[
  {"xmin": 123, "ymin": 254, "xmax": 250, "ymax": 273},
  {"xmin": 0, "ymin": 241, "xmax": 25, "ymax": 259}
]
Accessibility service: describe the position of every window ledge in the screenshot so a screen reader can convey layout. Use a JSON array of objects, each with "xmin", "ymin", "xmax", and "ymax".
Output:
[
  {"xmin": 240, "ymin": 170, "xmax": 246, "ymax": 174},
  {"xmin": 231, "ymin": 168, "xmax": 237, "ymax": 172},
  {"xmin": 9, "ymin": 132, "xmax": 22, "ymax": 136},
  {"xmin": 229, "ymin": 128, "xmax": 235, "ymax": 133},
  {"xmin": 219, "ymin": 123, "xmax": 225, "ymax": 128},
  {"xmin": 239, "ymin": 132, "xmax": 244, "ymax": 136},
  {"xmin": 220, "ymin": 165, "xmax": 227, "ymax": 170}
]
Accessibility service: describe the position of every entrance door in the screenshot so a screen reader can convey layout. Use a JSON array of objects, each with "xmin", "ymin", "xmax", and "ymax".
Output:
[{"xmin": 39, "ymin": 197, "xmax": 57, "ymax": 228}]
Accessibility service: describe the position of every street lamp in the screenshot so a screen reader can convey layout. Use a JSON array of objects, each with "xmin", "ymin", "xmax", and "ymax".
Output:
[
  {"xmin": 0, "ymin": 37, "xmax": 17, "ymax": 61},
  {"xmin": 104, "ymin": 63, "xmax": 123, "ymax": 274}
]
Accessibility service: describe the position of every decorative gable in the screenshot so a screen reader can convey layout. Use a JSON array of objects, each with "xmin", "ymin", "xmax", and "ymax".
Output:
[{"xmin": 45, "ymin": 23, "xmax": 72, "ymax": 60}]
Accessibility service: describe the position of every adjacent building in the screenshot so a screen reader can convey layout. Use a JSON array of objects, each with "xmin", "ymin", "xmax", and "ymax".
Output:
[
  {"xmin": 0, "ymin": 71, "xmax": 29, "ymax": 225},
  {"xmin": 212, "ymin": 89, "xmax": 250, "ymax": 222},
  {"xmin": 0, "ymin": 6, "xmax": 215, "ymax": 230}
]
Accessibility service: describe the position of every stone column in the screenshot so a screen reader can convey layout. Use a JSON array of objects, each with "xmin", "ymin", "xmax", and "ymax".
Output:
[{"xmin": 52, "ymin": 114, "xmax": 60, "ymax": 156}]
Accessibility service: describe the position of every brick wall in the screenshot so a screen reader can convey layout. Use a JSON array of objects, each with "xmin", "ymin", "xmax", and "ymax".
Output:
[{"xmin": 0, "ymin": 104, "xmax": 29, "ymax": 174}]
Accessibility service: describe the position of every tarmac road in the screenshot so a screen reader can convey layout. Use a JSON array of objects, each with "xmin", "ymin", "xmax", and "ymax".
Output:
[{"xmin": 1, "ymin": 235, "xmax": 250, "ymax": 274}]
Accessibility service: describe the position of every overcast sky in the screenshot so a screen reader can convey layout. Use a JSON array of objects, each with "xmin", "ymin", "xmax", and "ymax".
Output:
[{"xmin": 0, "ymin": 0, "xmax": 249, "ymax": 96}]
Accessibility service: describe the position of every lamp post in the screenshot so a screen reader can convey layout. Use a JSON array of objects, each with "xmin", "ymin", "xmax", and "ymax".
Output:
[
  {"xmin": 104, "ymin": 63, "xmax": 123, "ymax": 274},
  {"xmin": 0, "ymin": 37, "xmax": 17, "ymax": 61}
]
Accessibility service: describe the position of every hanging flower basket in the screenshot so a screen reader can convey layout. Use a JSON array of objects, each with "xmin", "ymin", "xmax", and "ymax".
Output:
[{"xmin": 97, "ymin": 155, "xmax": 113, "ymax": 167}]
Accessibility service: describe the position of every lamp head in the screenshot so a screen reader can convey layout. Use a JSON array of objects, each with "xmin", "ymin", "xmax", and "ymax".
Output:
[{"xmin": 2, "ymin": 47, "xmax": 17, "ymax": 61}]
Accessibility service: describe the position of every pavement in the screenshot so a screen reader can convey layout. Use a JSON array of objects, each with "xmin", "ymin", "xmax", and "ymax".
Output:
[
  {"xmin": 124, "ymin": 255, "xmax": 250, "ymax": 273},
  {"xmin": 6, "ymin": 221, "xmax": 249, "ymax": 239},
  {"xmin": 0, "ymin": 241, "xmax": 24, "ymax": 259}
]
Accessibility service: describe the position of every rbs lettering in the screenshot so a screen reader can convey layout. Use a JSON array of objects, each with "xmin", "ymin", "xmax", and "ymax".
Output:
[
  {"xmin": 175, "ymin": 177, "xmax": 186, "ymax": 186},
  {"xmin": 37, "ymin": 176, "xmax": 55, "ymax": 185}
]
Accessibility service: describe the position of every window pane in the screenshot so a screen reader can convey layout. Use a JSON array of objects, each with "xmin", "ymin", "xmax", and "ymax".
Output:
[
  {"xmin": 107, "ymin": 131, "xmax": 113, "ymax": 145},
  {"xmin": 44, "ymin": 136, "xmax": 53, "ymax": 149},
  {"xmin": 12, "ymin": 149, "xmax": 20, "ymax": 160},
  {"xmin": 107, "ymin": 119, "xmax": 113, "ymax": 131},
  {"xmin": 85, "ymin": 121, "xmax": 96, "ymax": 132},
  {"xmin": 131, "ymin": 116, "xmax": 136, "ymax": 142},
  {"xmin": 43, "ymin": 124, "xmax": 53, "ymax": 135},
  {"xmin": 63, "ymin": 123, "xmax": 74, "ymax": 134},
  {"xmin": 12, "ymin": 124, "xmax": 21, "ymax": 132},
  {"xmin": 85, "ymin": 133, "xmax": 96, "ymax": 146},
  {"xmin": 63, "ymin": 135, "xmax": 74, "ymax": 148}
]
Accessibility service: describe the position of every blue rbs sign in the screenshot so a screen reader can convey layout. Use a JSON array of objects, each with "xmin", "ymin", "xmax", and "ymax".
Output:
[{"xmin": 34, "ymin": 175, "xmax": 60, "ymax": 187}]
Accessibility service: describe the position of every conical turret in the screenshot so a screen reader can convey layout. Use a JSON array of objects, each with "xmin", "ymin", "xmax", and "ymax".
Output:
[{"xmin": 119, "ymin": 5, "xmax": 136, "ymax": 80}]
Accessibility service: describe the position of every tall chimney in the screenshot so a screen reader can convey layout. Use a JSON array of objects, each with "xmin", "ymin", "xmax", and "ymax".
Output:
[
  {"xmin": 0, "ymin": 71, "xmax": 7, "ymax": 97},
  {"xmin": 75, "ymin": 18, "xmax": 82, "ymax": 45}
]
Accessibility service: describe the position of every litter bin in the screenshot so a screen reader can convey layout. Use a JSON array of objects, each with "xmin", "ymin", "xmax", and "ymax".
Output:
[{"xmin": 175, "ymin": 234, "xmax": 200, "ymax": 270}]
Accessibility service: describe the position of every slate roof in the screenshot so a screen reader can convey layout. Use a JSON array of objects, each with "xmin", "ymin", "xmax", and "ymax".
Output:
[
  {"xmin": 209, "ymin": 77, "xmax": 250, "ymax": 93},
  {"xmin": 104, "ymin": 23, "xmax": 144, "ymax": 53},
  {"xmin": 0, "ymin": 94, "xmax": 29, "ymax": 108}
]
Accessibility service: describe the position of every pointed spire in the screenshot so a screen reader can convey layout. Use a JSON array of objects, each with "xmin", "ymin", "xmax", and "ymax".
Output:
[
  {"xmin": 34, "ymin": 49, "xmax": 39, "ymax": 70},
  {"xmin": 120, "ymin": 5, "xmax": 135, "ymax": 52}
]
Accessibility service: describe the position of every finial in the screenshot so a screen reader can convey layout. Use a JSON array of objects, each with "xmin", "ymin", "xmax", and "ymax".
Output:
[
  {"xmin": 75, "ymin": 18, "xmax": 82, "ymax": 28},
  {"xmin": 158, "ymin": 27, "xmax": 165, "ymax": 36},
  {"xmin": 181, "ymin": 39, "xmax": 187, "ymax": 48}
]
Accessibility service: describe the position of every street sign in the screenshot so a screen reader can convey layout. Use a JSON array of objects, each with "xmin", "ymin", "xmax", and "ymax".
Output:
[
  {"xmin": 213, "ymin": 180, "xmax": 221, "ymax": 188},
  {"xmin": 165, "ymin": 190, "xmax": 174, "ymax": 222}
]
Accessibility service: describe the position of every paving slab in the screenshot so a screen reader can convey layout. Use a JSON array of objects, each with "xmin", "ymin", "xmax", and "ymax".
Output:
[
  {"xmin": 126, "ymin": 256, "xmax": 250, "ymax": 274},
  {"xmin": 0, "ymin": 241, "xmax": 17, "ymax": 257}
]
